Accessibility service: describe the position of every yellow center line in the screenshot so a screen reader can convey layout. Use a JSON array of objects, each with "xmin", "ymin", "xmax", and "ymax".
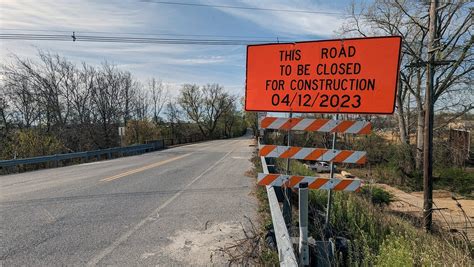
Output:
[{"xmin": 100, "ymin": 153, "xmax": 192, "ymax": 182}]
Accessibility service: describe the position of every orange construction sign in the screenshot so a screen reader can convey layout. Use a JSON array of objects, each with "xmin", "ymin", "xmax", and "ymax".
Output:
[{"xmin": 245, "ymin": 36, "xmax": 402, "ymax": 114}]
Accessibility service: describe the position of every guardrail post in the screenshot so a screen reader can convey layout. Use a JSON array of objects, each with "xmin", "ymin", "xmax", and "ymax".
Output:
[{"xmin": 299, "ymin": 182, "xmax": 309, "ymax": 266}]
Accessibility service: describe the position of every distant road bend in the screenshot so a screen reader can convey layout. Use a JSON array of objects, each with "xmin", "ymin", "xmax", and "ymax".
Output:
[{"xmin": 0, "ymin": 136, "xmax": 257, "ymax": 265}]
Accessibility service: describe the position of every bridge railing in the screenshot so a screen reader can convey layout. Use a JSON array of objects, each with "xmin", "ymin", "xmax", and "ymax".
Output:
[
  {"xmin": 0, "ymin": 134, "xmax": 213, "ymax": 172},
  {"xmin": 260, "ymin": 141, "xmax": 298, "ymax": 266},
  {"xmin": 0, "ymin": 143, "xmax": 161, "ymax": 170}
]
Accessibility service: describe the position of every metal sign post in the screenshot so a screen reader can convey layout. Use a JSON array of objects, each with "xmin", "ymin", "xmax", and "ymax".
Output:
[
  {"xmin": 299, "ymin": 182, "xmax": 309, "ymax": 266},
  {"xmin": 283, "ymin": 112, "xmax": 293, "ymax": 229},
  {"xmin": 325, "ymin": 114, "xmax": 338, "ymax": 229}
]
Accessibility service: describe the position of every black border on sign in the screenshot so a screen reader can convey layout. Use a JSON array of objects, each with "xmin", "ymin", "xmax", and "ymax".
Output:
[{"xmin": 244, "ymin": 35, "xmax": 403, "ymax": 115}]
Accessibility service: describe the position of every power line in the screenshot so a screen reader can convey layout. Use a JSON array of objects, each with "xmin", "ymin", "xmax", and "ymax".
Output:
[
  {"xmin": 0, "ymin": 28, "xmax": 292, "ymax": 40},
  {"xmin": 140, "ymin": 0, "xmax": 344, "ymax": 15},
  {"xmin": 0, "ymin": 33, "xmax": 294, "ymax": 45}
]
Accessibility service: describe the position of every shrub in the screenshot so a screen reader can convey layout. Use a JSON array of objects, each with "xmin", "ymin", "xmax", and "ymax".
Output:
[
  {"xmin": 277, "ymin": 159, "xmax": 471, "ymax": 265},
  {"xmin": 1, "ymin": 129, "xmax": 64, "ymax": 159},
  {"xmin": 125, "ymin": 120, "xmax": 161, "ymax": 145},
  {"xmin": 360, "ymin": 186, "xmax": 394, "ymax": 206}
]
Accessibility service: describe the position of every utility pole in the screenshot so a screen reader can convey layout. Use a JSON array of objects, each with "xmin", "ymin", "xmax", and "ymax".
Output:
[{"xmin": 423, "ymin": 0, "xmax": 438, "ymax": 232}]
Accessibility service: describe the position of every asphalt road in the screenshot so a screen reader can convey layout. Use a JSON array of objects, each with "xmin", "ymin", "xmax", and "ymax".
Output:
[{"xmin": 1, "ymin": 136, "xmax": 258, "ymax": 266}]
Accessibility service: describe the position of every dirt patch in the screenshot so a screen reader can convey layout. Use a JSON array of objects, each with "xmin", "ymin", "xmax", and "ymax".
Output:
[
  {"xmin": 377, "ymin": 184, "xmax": 474, "ymax": 241},
  {"xmin": 161, "ymin": 221, "xmax": 245, "ymax": 265}
]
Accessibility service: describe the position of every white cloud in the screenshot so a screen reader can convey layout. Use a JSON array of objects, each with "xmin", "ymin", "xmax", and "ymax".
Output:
[
  {"xmin": 0, "ymin": 0, "xmax": 148, "ymax": 31},
  {"xmin": 178, "ymin": 56, "xmax": 227, "ymax": 65},
  {"xmin": 0, "ymin": 0, "xmax": 347, "ymax": 94},
  {"xmin": 203, "ymin": 0, "xmax": 344, "ymax": 38}
]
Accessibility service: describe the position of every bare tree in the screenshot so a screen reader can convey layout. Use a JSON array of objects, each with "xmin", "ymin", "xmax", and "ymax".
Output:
[
  {"xmin": 132, "ymin": 82, "xmax": 149, "ymax": 121},
  {"xmin": 0, "ymin": 87, "xmax": 10, "ymax": 134},
  {"xmin": 2, "ymin": 71, "xmax": 39, "ymax": 128},
  {"xmin": 70, "ymin": 63, "xmax": 95, "ymax": 125},
  {"xmin": 1, "ymin": 50, "xmax": 177, "ymax": 154},
  {"xmin": 91, "ymin": 62, "xmax": 123, "ymax": 147},
  {"xmin": 4, "ymin": 51, "xmax": 78, "ymax": 130},
  {"xmin": 202, "ymin": 84, "xmax": 236, "ymax": 137},
  {"xmin": 178, "ymin": 84, "xmax": 205, "ymax": 135},
  {"xmin": 164, "ymin": 100, "xmax": 183, "ymax": 139},
  {"xmin": 178, "ymin": 83, "xmax": 235, "ymax": 138},
  {"xmin": 120, "ymin": 71, "xmax": 135, "ymax": 126},
  {"xmin": 149, "ymin": 78, "xmax": 168, "ymax": 124},
  {"xmin": 1, "ymin": 49, "xmax": 248, "ymax": 158},
  {"xmin": 244, "ymin": 111, "xmax": 259, "ymax": 138},
  {"xmin": 340, "ymin": 0, "xmax": 473, "ymax": 170},
  {"xmin": 221, "ymin": 102, "xmax": 238, "ymax": 138}
]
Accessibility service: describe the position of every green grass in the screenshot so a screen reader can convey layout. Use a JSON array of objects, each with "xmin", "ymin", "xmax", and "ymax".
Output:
[
  {"xmin": 435, "ymin": 167, "xmax": 474, "ymax": 198},
  {"xmin": 250, "ymin": 153, "xmax": 279, "ymax": 265},
  {"xmin": 276, "ymin": 159, "xmax": 472, "ymax": 266}
]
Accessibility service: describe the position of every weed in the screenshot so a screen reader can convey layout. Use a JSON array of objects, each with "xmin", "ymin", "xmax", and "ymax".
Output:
[
  {"xmin": 249, "ymin": 151, "xmax": 280, "ymax": 264},
  {"xmin": 277, "ymin": 159, "xmax": 472, "ymax": 265}
]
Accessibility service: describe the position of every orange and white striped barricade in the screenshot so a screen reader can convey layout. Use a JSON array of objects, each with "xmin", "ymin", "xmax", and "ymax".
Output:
[
  {"xmin": 259, "ymin": 117, "xmax": 371, "ymax": 134},
  {"xmin": 257, "ymin": 173, "xmax": 361, "ymax": 192},
  {"xmin": 259, "ymin": 145, "xmax": 366, "ymax": 164}
]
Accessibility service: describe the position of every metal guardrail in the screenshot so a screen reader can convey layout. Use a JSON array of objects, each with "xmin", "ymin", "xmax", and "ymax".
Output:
[
  {"xmin": 0, "ymin": 134, "xmax": 211, "ymax": 172},
  {"xmin": 0, "ymin": 141, "xmax": 164, "ymax": 169},
  {"xmin": 261, "ymin": 154, "xmax": 298, "ymax": 266}
]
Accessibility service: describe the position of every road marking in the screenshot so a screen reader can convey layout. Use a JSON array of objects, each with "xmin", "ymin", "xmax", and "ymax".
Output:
[
  {"xmin": 41, "ymin": 207, "xmax": 55, "ymax": 223},
  {"xmin": 87, "ymin": 143, "xmax": 238, "ymax": 266},
  {"xmin": 81, "ymin": 161, "xmax": 107, "ymax": 166},
  {"xmin": 185, "ymin": 139, "xmax": 238, "ymax": 148},
  {"xmin": 100, "ymin": 153, "xmax": 192, "ymax": 182},
  {"xmin": 184, "ymin": 143, "xmax": 207, "ymax": 147}
]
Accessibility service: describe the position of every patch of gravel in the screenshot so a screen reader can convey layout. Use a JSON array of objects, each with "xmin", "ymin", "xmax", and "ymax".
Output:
[{"xmin": 161, "ymin": 221, "xmax": 245, "ymax": 265}]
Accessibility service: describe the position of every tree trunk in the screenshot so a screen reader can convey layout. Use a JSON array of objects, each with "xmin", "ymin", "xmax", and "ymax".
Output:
[
  {"xmin": 415, "ymin": 107, "xmax": 424, "ymax": 170},
  {"xmin": 396, "ymin": 90, "xmax": 409, "ymax": 144}
]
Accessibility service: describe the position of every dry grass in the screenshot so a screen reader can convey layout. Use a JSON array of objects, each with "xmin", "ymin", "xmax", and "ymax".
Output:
[
  {"xmin": 280, "ymin": 159, "xmax": 473, "ymax": 265},
  {"xmin": 378, "ymin": 184, "xmax": 474, "ymax": 243}
]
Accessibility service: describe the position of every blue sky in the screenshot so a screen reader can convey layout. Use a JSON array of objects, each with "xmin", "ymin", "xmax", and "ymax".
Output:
[{"xmin": 0, "ymin": 0, "xmax": 353, "ymax": 97}]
